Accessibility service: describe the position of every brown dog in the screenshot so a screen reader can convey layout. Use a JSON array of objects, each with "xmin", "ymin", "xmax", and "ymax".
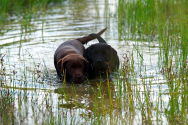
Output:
[{"xmin": 54, "ymin": 28, "xmax": 106, "ymax": 83}]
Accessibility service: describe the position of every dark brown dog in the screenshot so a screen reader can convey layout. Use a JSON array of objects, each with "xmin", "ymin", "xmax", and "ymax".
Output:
[{"xmin": 54, "ymin": 28, "xmax": 106, "ymax": 83}]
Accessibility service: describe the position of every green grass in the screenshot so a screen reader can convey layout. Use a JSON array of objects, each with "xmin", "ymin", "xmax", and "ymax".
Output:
[
  {"xmin": 0, "ymin": 0, "xmax": 63, "ymax": 15},
  {"xmin": 118, "ymin": 0, "xmax": 188, "ymax": 124},
  {"xmin": 0, "ymin": 0, "xmax": 64, "ymax": 35},
  {"xmin": 0, "ymin": 89, "xmax": 14, "ymax": 124}
]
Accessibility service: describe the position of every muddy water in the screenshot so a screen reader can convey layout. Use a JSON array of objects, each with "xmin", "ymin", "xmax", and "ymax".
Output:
[{"xmin": 0, "ymin": 0, "xmax": 165, "ymax": 124}]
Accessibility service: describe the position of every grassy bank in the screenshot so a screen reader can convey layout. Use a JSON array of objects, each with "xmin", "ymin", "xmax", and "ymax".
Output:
[
  {"xmin": 0, "ymin": 0, "xmax": 64, "ymax": 34},
  {"xmin": 0, "ymin": 0, "xmax": 64, "ymax": 16}
]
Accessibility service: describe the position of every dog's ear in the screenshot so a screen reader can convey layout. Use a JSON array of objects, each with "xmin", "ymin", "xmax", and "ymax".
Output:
[{"xmin": 57, "ymin": 56, "xmax": 70, "ymax": 73}]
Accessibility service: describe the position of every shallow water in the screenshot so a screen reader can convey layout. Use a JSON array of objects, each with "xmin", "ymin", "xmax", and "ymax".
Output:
[{"xmin": 1, "ymin": 0, "xmax": 187, "ymax": 124}]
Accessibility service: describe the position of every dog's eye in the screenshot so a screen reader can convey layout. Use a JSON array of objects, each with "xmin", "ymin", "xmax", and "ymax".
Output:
[
  {"xmin": 71, "ymin": 65, "xmax": 77, "ymax": 68},
  {"xmin": 72, "ymin": 64, "xmax": 82, "ymax": 69}
]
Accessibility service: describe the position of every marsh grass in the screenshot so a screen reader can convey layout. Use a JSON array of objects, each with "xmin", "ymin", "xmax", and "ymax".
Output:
[
  {"xmin": 0, "ymin": 89, "xmax": 14, "ymax": 124},
  {"xmin": 118, "ymin": 0, "xmax": 188, "ymax": 124},
  {"xmin": 0, "ymin": 49, "xmax": 175, "ymax": 124}
]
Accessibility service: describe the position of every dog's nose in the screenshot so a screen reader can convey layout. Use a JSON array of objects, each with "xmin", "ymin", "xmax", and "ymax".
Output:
[
  {"xmin": 74, "ymin": 75, "xmax": 85, "ymax": 84},
  {"xmin": 94, "ymin": 61, "xmax": 108, "ymax": 71}
]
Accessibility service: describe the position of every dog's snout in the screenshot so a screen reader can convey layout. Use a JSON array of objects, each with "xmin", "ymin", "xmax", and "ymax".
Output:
[
  {"xmin": 73, "ymin": 74, "xmax": 85, "ymax": 84},
  {"xmin": 96, "ymin": 60, "xmax": 103, "ymax": 65},
  {"xmin": 94, "ymin": 60, "xmax": 108, "ymax": 70},
  {"xmin": 75, "ymin": 73, "xmax": 82, "ymax": 78}
]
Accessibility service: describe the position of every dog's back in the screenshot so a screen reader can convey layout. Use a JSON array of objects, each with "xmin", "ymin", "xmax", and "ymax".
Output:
[{"xmin": 54, "ymin": 28, "xmax": 107, "ymax": 63}]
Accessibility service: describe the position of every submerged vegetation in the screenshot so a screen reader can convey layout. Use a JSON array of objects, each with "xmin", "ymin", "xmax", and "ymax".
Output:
[{"xmin": 0, "ymin": 0, "xmax": 188, "ymax": 124}]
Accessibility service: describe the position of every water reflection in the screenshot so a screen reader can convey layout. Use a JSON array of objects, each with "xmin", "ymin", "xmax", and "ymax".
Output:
[{"xmin": 55, "ymin": 81, "xmax": 117, "ymax": 114}]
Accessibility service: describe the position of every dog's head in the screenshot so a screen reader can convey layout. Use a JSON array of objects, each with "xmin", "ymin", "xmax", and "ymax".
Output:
[
  {"xmin": 84, "ymin": 43, "xmax": 119, "ymax": 76},
  {"xmin": 57, "ymin": 54, "xmax": 88, "ymax": 83}
]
